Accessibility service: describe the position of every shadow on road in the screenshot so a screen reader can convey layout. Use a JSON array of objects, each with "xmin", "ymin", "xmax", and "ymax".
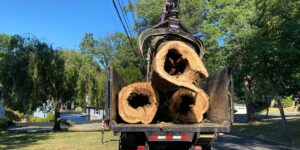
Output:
[{"xmin": 213, "ymin": 133, "xmax": 294, "ymax": 150}]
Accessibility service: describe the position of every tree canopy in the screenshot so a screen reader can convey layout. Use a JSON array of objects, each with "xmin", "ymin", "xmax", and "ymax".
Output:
[{"xmin": 127, "ymin": 0, "xmax": 300, "ymax": 122}]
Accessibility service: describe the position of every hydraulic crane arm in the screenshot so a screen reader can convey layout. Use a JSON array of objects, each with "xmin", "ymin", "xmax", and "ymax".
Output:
[{"xmin": 137, "ymin": 0, "xmax": 205, "ymax": 59}]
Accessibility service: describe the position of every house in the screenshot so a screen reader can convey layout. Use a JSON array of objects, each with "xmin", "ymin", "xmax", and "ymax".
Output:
[
  {"xmin": 0, "ymin": 84, "xmax": 5, "ymax": 119},
  {"xmin": 234, "ymin": 103, "xmax": 247, "ymax": 114},
  {"xmin": 33, "ymin": 100, "xmax": 54, "ymax": 118},
  {"xmin": 86, "ymin": 107, "xmax": 104, "ymax": 121}
]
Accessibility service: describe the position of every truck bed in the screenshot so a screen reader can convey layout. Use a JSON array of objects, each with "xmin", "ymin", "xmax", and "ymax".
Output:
[{"xmin": 105, "ymin": 67, "xmax": 234, "ymax": 134}]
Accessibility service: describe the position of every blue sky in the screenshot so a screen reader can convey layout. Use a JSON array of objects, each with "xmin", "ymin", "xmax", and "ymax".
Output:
[{"xmin": 0, "ymin": 0, "xmax": 134, "ymax": 49}]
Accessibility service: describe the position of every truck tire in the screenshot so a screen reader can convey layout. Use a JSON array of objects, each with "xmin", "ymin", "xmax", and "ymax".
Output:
[
  {"xmin": 202, "ymin": 145, "xmax": 211, "ymax": 150},
  {"xmin": 119, "ymin": 132, "xmax": 147, "ymax": 150}
]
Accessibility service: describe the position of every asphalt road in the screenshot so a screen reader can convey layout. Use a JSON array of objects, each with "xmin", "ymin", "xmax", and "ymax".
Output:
[{"xmin": 213, "ymin": 133, "xmax": 295, "ymax": 150}]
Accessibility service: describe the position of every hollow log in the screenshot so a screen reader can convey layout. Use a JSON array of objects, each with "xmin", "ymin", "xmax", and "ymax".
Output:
[
  {"xmin": 169, "ymin": 88, "xmax": 209, "ymax": 123},
  {"xmin": 152, "ymin": 41, "xmax": 208, "ymax": 92},
  {"xmin": 118, "ymin": 82, "xmax": 159, "ymax": 124}
]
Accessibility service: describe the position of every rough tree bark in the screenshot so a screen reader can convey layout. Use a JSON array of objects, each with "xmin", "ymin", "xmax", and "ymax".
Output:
[
  {"xmin": 118, "ymin": 82, "xmax": 159, "ymax": 124},
  {"xmin": 275, "ymin": 96, "xmax": 293, "ymax": 145},
  {"xmin": 152, "ymin": 41, "xmax": 208, "ymax": 92},
  {"xmin": 244, "ymin": 75, "xmax": 256, "ymax": 122},
  {"xmin": 53, "ymin": 101, "xmax": 62, "ymax": 131},
  {"xmin": 246, "ymin": 103, "xmax": 256, "ymax": 122},
  {"xmin": 169, "ymin": 88, "xmax": 209, "ymax": 123}
]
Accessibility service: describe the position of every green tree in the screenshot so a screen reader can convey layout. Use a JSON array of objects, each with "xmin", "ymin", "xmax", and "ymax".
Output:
[
  {"xmin": 129, "ymin": 0, "xmax": 300, "ymax": 124},
  {"xmin": 80, "ymin": 32, "xmax": 144, "ymax": 83},
  {"xmin": 0, "ymin": 34, "xmax": 104, "ymax": 130}
]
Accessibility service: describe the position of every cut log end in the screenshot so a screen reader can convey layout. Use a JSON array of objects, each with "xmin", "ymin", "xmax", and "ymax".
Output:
[
  {"xmin": 152, "ymin": 41, "xmax": 208, "ymax": 92},
  {"xmin": 169, "ymin": 89, "xmax": 209, "ymax": 123},
  {"xmin": 164, "ymin": 49, "xmax": 189, "ymax": 76},
  {"xmin": 127, "ymin": 91, "xmax": 151, "ymax": 109},
  {"xmin": 118, "ymin": 82, "xmax": 159, "ymax": 124}
]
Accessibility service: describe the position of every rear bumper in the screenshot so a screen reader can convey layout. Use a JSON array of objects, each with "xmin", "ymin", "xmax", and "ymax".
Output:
[{"xmin": 112, "ymin": 123, "xmax": 231, "ymax": 133}]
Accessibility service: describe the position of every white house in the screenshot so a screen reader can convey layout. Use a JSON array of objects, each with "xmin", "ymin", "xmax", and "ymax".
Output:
[
  {"xmin": 0, "ymin": 84, "xmax": 5, "ymax": 119},
  {"xmin": 86, "ymin": 107, "xmax": 104, "ymax": 120},
  {"xmin": 234, "ymin": 103, "xmax": 247, "ymax": 114},
  {"xmin": 33, "ymin": 100, "xmax": 54, "ymax": 118}
]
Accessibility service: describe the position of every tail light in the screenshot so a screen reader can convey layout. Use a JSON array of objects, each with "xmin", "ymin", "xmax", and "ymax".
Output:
[
  {"xmin": 193, "ymin": 145, "xmax": 202, "ymax": 150},
  {"xmin": 137, "ymin": 145, "xmax": 145, "ymax": 150}
]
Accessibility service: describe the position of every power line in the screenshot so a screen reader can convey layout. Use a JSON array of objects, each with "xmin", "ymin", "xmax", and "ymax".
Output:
[
  {"xmin": 112, "ymin": 0, "xmax": 137, "ymax": 56},
  {"xmin": 127, "ymin": 0, "xmax": 136, "ymax": 31},
  {"xmin": 119, "ymin": 0, "xmax": 135, "ymax": 35},
  {"xmin": 117, "ymin": 0, "xmax": 134, "ymax": 38}
]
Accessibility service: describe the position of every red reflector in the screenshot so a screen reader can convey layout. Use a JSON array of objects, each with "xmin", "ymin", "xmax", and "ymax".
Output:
[
  {"xmin": 166, "ymin": 135, "xmax": 173, "ymax": 140},
  {"xmin": 150, "ymin": 136, "xmax": 158, "ymax": 140},
  {"xmin": 181, "ymin": 135, "xmax": 189, "ymax": 140},
  {"xmin": 194, "ymin": 146, "xmax": 202, "ymax": 150},
  {"xmin": 137, "ymin": 145, "xmax": 145, "ymax": 150}
]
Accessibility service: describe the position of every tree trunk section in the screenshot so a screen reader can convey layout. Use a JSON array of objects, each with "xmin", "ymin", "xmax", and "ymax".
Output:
[
  {"xmin": 265, "ymin": 107, "xmax": 269, "ymax": 119},
  {"xmin": 169, "ymin": 88, "xmax": 209, "ymax": 123},
  {"xmin": 276, "ymin": 96, "xmax": 293, "ymax": 144},
  {"xmin": 246, "ymin": 103, "xmax": 256, "ymax": 122},
  {"xmin": 118, "ymin": 82, "xmax": 159, "ymax": 124},
  {"xmin": 53, "ymin": 102, "xmax": 62, "ymax": 131},
  {"xmin": 152, "ymin": 41, "xmax": 208, "ymax": 92}
]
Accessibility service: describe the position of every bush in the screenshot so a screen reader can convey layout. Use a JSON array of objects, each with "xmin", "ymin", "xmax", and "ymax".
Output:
[
  {"xmin": 75, "ymin": 107, "xmax": 83, "ymax": 112},
  {"xmin": 45, "ymin": 113, "xmax": 54, "ymax": 122},
  {"xmin": 29, "ymin": 113, "xmax": 54, "ymax": 122},
  {"xmin": 281, "ymin": 95, "xmax": 294, "ymax": 108},
  {"xmin": 5, "ymin": 108, "xmax": 24, "ymax": 122},
  {"xmin": 0, "ymin": 119, "xmax": 8, "ymax": 131},
  {"xmin": 29, "ymin": 116, "xmax": 45, "ymax": 122}
]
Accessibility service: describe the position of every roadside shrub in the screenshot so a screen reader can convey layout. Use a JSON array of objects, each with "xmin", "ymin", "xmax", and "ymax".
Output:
[
  {"xmin": 281, "ymin": 95, "xmax": 294, "ymax": 108},
  {"xmin": 5, "ymin": 108, "xmax": 24, "ymax": 122},
  {"xmin": 29, "ymin": 113, "xmax": 54, "ymax": 122},
  {"xmin": 45, "ymin": 113, "xmax": 54, "ymax": 122},
  {"xmin": 0, "ymin": 119, "xmax": 8, "ymax": 131},
  {"xmin": 75, "ymin": 107, "xmax": 83, "ymax": 112},
  {"xmin": 29, "ymin": 116, "xmax": 45, "ymax": 122}
]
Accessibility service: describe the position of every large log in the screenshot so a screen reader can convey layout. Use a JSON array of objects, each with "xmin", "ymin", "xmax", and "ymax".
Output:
[
  {"xmin": 152, "ymin": 41, "xmax": 208, "ymax": 92},
  {"xmin": 118, "ymin": 82, "xmax": 159, "ymax": 124},
  {"xmin": 169, "ymin": 88, "xmax": 209, "ymax": 123}
]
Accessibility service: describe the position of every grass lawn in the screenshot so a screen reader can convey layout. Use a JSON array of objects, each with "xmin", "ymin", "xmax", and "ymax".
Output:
[
  {"xmin": 0, "ymin": 131, "xmax": 119, "ymax": 150},
  {"xmin": 233, "ymin": 117, "xmax": 300, "ymax": 148},
  {"xmin": 257, "ymin": 106, "xmax": 297, "ymax": 114}
]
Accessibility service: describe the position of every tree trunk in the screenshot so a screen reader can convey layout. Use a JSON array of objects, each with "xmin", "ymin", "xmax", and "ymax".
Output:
[
  {"xmin": 169, "ymin": 88, "xmax": 209, "ymax": 123},
  {"xmin": 246, "ymin": 103, "xmax": 256, "ymax": 122},
  {"xmin": 118, "ymin": 82, "xmax": 159, "ymax": 124},
  {"xmin": 275, "ymin": 96, "xmax": 293, "ymax": 145},
  {"xmin": 265, "ymin": 107, "xmax": 269, "ymax": 119},
  {"xmin": 151, "ymin": 41, "xmax": 208, "ymax": 92},
  {"xmin": 53, "ymin": 101, "xmax": 62, "ymax": 131}
]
